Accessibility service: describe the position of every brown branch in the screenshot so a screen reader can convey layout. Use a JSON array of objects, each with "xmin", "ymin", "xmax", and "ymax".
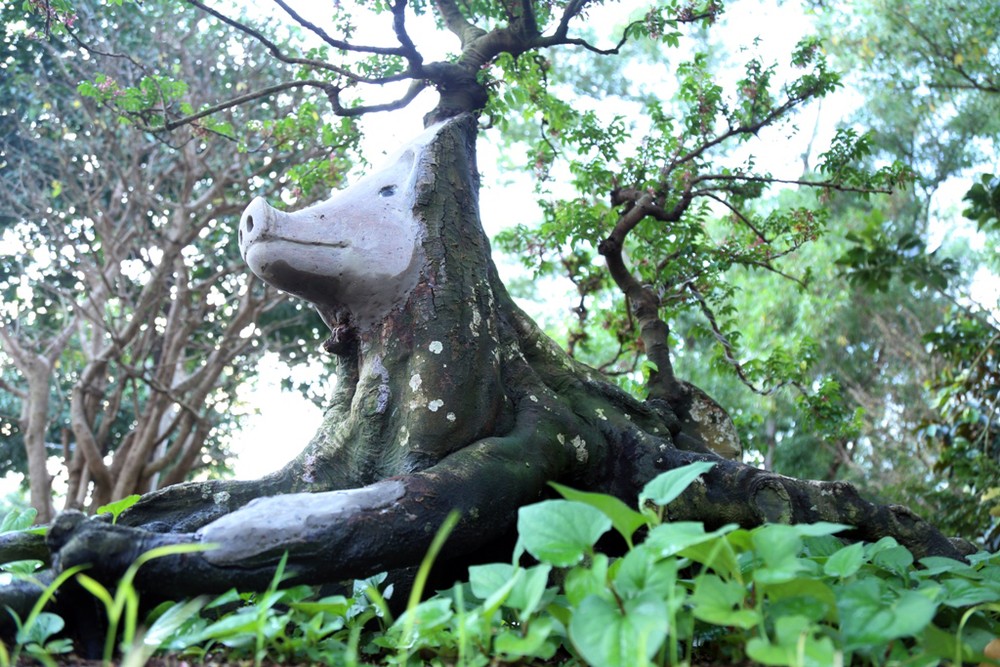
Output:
[
  {"xmin": 598, "ymin": 194, "xmax": 687, "ymax": 400},
  {"xmin": 0, "ymin": 377, "xmax": 27, "ymax": 401},
  {"xmin": 269, "ymin": 0, "xmax": 407, "ymax": 56},
  {"xmin": 693, "ymin": 173, "xmax": 894, "ymax": 195},
  {"xmin": 141, "ymin": 80, "xmax": 336, "ymax": 132},
  {"xmin": 434, "ymin": 0, "xmax": 487, "ymax": 46},
  {"xmin": 185, "ymin": 0, "xmax": 400, "ymax": 71},
  {"xmin": 686, "ymin": 282, "xmax": 805, "ymax": 397},
  {"xmin": 390, "ymin": 0, "xmax": 422, "ymax": 65},
  {"xmin": 701, "ymin": 192, "xmax": 770, "ymax": 241},
  {"xmin": 662, "ymin": 81, "xmax": 830, "ymax": 182}
]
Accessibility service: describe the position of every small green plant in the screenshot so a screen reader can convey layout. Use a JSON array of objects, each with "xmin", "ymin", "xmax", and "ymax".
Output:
[
  {"xmin": 74, "ymin": 541, "xmax": 216, "ymax": 665},
  {"xmin": 7, "ymin": 564, "xmax": 87, "ymax": 666},
  {"xmin": 4, "ymin": 472, "xmax": 1000, "ymax": 666},
  {"xmin": 95, "ymin": 495, "xmax": 141, "ymax": 524}
]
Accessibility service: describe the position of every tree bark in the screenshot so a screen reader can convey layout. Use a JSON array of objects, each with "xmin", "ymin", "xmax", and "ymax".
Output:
[{"xmin": 0, "ymin": 114, "xmax": 973, "ymax": 637}]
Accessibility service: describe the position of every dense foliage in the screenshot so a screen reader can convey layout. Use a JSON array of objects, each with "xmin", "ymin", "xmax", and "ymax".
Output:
[{"xmin": 2, "ymin": 464, "xmax": 999, "ymax": 666}]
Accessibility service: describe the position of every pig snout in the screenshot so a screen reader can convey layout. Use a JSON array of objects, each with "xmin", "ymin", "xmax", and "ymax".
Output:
[{"xmin": 238, "ymin": 196, "xmax": 275, "ymax": 258}]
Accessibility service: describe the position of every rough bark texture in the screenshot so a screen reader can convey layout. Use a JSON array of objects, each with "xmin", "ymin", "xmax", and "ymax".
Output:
[{"xmin": 0, "ymin": 114, "xmax": 972, "ymax": 638}]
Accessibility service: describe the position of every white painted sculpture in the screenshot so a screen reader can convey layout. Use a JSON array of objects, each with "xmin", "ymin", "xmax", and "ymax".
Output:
[{"xmin": 238, "ymin": 123, "xmax": 445, "ymax": 330}]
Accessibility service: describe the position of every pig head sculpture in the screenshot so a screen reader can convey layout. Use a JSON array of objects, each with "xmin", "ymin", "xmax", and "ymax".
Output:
[{"xmin": 238, "ymin": 133, "xmax": 426, "ymax": 335}]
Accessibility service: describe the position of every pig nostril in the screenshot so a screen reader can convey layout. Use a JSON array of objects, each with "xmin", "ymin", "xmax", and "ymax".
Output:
[
  {"xmin": 238, "ymin": 228, "xmax": 243, "ymax": 245},
  {"xmin": 246, "ymin": 215, "xmax": 255, "ymax": 232}
]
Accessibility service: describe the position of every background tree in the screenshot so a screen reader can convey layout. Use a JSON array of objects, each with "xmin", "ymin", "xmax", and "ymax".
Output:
[
  {"xmin": 803, "ymin": 0, "xmax": 1000, "ymax": 541},
  {"xmin": 0, "ymin": 0, "xmax": 351, "ymax": 520}
]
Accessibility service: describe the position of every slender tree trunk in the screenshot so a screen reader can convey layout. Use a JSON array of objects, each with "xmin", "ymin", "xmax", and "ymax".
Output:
[{"xmin": 23, "ymin": 362, "xmax": 54, "ymax": 524}]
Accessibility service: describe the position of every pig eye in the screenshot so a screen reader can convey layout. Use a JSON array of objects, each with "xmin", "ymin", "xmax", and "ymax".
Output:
[{"xmin": 379, "ymin": 185, "xmax": 396, "ymax": 197}]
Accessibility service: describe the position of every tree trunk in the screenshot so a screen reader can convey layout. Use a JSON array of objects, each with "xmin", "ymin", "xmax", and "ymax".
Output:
[
  {"xmin": 0, "ymin": 114, "xmax": 972, "ymax": 632},
  {"xmin": 23, "ymin": 361, "xmax": 54, "ymax": 524}
]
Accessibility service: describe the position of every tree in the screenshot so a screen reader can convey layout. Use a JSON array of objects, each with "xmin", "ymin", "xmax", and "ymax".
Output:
[
  {"xmin": 0, "ymin": 0, "xmax": 979, "ymax": 632},
  {"xmin": 0, "ymin": 0, "xmax": 349, "ymax": 521},
  {"xmin": 805, "ymin": 0, "xmax": 1000, "ymax": 539}
]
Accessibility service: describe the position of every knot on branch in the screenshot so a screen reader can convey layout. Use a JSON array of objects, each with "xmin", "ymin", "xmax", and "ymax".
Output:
[
  {"xmin": 422, "ymin": 62, "xmax": 489, "ymax": 123},
  {"xmin": 322, "ymin": 324, "xmax": 358, "ymax": 357},
  {"xmin": 750, "ymin": 479, "xmax": 792, "ymax": 523},
  {"xmin": 596, "ymin": 237, "xmax": 619, "ymax": 257}
]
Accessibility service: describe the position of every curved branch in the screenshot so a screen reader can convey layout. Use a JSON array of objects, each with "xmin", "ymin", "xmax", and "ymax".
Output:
[
  {"xmin": 185, "ymin": 0, "xmax": 403, "ymax": 73},
  {"xmin": 390, "ymin": 0, "xmax": 423, "ymax": 66},
  {"xmin": 269, "ymin": 0, "xmax": 408, "ymax": 56},
  {"xmin": 434, "ymin": 0, "xmax": 487, "ymax": 46},
  {"xmin": 328, "ymin": 79, "xmax": 429, "ymax": 116}
]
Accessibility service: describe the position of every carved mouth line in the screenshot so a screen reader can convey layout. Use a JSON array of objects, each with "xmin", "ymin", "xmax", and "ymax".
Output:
[{"xmin": 251, "ymin": 237, "xmax": 351, "ymax": 249}]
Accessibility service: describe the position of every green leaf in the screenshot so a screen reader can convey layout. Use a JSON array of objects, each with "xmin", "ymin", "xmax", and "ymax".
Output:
[
  {"xmin": 468, "ymin": 563, "xmax": 515, "ymax": 600},
  {"xmin": 96, "ymin": 495, "xmax": 141, "ymax": 524},
  {"xmin": 568, "ymin": 592, "xmax": 669, "ymax": 667},
  {"xmin": 614, "ymin": 544, "xmax": 680, "ymax": 600},
  {"xmin": 679, "ymin": 529, "xmax": 741, "ymax": 579},
  {"xmin": 289, "ymin": 595, "xmax": 351, "ymax": 618},
  {"xmin": 393, "ymin": 597, "xmax": 453, "ymax": 641},
  {"xmin": 565, "ymin": 553, "xmax": 610, "ymax": 606},
  {"xmin": 823, "ymin": 542, "xmax": 866, "ymax": 578},
  {"xmin": 871, "ymin": 543, "xmax": 914, "ymax": 576},
  {"xmin": 939, "ymin": 577, "xmax": 1000, "ymax": 607},
  {"xmin": 517, "ymin": 500, "xmax": 611, "ymax": 567},
  {"xmin": 691, "ymin": 575, "xmax": 759, "ymax": 629},
  {"xmin": 16, "ymin": 611, "xmax": 63, "ymax": 646},
  {"xmin": 762, "ymin": 578, "xmax": 838, "ymax": 623},
  {"xmin": 752, "ymin": 524, "xmax": 813, "ymax": 584},
  {"xmin": 494, "ymin": 616, "xmax": 557, "ymax": 660},
  {"xmin": 550, "ymin": 482, "xmax": 648, "ymax": 547},
  {"xmin": 508, "ymin": 564, "xmax": 553, "ymax": 619},
  {"xmin": 639, "ymin": 461, "xmax": 716, "ymax": 509},
  {"xmin": 469, "ymin": 563, "xmax": 552, "ymax": 619},
  {"xmin": 746, "ymin": 615, "xmax": 837, "ymax": 667},
  {"xmin": 1, "ymin": 508, "xmax": 37, "ymax": 533},
  {"xmin": 644, "ymin": 522, "xmax": 735, "ymax": 558},
  {"xmin": 837, "ymin": 579, "xmax": 938, "ymax": 650}
]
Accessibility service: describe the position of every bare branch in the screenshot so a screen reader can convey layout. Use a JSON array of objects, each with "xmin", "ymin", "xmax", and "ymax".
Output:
[
  {"xmin": 694, "ymin": 173, "xmax": 893, "ymax": 196},
  {"xmin": 185, "ymin": 0, "xmax": 398, "ymax": 72},
  {"xmin": 269, "ymin": 0, "xmax": 408, "ymax": 56},
  {"xmin": 0, "ymin": 377, "xmax": 27, "ymax": 401},
  {"xmin": 390, "ymin": 0, "xmax": 423, "ymax": 65}
]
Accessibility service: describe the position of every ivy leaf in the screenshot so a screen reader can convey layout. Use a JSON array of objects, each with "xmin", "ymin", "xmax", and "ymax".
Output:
[
  {"xmin": 691, "ymin": 574, "xmax": 759, "ymax": 629},
  {"xmin": 96, "ymin": 494, "xmax": 142, "ymax": 524},
  {"xmin": 550, "ymin": 481, "xmax": 648, "ymax": 548},
  {"xmin": 747, "ymin": 614, "xmax": 837, "ymax": 667},
  {"xmin": 644, "ymin": 522, "xmax": 736, "ymax": 559},
  {"xmin": 638, "ymin": 461, "xmax": 716, "ymax": 509},
  {"xmin": 568, "ymin": 592, "xmax": 669, "ymax": 667},
  {"xmin": 495, "ymin": 616, "xmax": 557, "ymax": 660},
  {"xmin": 837, "ymin": 579, "xmax": 938, "ymax": 650},
  {"xmin": 517, "ymin": 500, "xmax": 611, "ymax": 567},
  {"xmin": 1, "ymin": 507, "xmax": 38, "ymax": 533},
  {"xmin": 823, "ymin": 542, "xmax": 866, "ymax": 578}
]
